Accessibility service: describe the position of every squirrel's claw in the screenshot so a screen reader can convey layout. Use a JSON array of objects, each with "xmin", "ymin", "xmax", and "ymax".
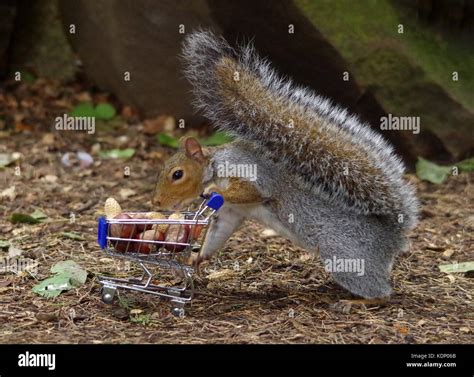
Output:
[
  {"xmin": 193, "ymin": 254, "xmax": 208, "ymax": 277},
  {"xmin": 202, "ymin": 184, "xmax": 220, "ymax": 199}
]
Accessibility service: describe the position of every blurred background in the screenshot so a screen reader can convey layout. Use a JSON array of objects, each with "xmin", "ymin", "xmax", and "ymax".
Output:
[{"xmin": 0, "ymin": 0, "xmax": 473, "ymax": 167}]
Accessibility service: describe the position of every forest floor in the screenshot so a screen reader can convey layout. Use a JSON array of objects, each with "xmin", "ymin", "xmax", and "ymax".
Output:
[{"xmin": 0, "ymin": 79, "xmax": 473, "ymax": 344}]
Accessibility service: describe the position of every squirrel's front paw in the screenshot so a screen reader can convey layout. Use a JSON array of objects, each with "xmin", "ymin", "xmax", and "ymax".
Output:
[
  {"xmin": 202, "ymin": 184, "xmax": 220, "ymax": 199},
  {"xmin": 190, "ymin": 252, "xmax": 210, "ymax": 276}
]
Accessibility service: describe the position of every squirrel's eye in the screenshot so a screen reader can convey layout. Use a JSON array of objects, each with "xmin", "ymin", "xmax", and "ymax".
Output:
[{"xmin": 172, "ymin": 170, "xmax": 184, "ymax": 181}]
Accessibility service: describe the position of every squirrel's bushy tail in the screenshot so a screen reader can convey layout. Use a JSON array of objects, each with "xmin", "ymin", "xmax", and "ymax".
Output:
[{"xmin": 182, "ymin": 30, "xmax": 418, "ymax": 229}]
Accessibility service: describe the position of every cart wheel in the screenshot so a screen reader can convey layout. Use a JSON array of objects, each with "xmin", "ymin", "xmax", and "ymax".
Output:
[
  {"xmin": 101, "ymin": 286, "xmax": 117, "ymax": 304},
  {"xmin": 171, "ymin": 307, "xmax": 185, "ymax": 318}
]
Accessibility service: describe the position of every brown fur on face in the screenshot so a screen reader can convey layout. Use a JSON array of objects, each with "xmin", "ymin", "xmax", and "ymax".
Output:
[{"xmin": 152, "ymin": 137, "xmax": 208, "ymax": 210}]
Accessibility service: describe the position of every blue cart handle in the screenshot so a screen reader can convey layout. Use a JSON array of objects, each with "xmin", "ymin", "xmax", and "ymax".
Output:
[
  {"xmin": 97, "ymin": 216, "xmax": 108, "ymax": 249},
  {"xmin": 206, "ymin": 192, "xmax": 224, "ymax": 211}
]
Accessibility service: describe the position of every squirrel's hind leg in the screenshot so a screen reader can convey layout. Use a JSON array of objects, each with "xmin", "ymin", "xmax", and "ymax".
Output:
[{"xmin": 318, "ymin": 233, "xmax": 396, "ymax": 300}]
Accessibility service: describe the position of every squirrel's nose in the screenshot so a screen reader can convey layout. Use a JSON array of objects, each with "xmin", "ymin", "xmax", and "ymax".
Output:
[{"xmin": 152, "ymin": 197, "xmax": 161, "ymax": 207}]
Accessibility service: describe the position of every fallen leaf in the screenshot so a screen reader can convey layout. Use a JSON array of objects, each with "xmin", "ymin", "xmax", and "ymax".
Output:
[
  {"xmin": 10, "ymin": 213, "xmax": 40, "ymax": 224},
  {"xmin": 0, "ymin": 152, "xmax": 21, "ymax": 168},
  {"xmin": 32, "ymin": 274, "xmax": 73, "ymax": 298},
  {"xmin": 156, "ymin": 133, "xmax": 179, "ymax": 148},
  {"xmin": 439, "ymin": 262, "xmax": 474, "ymax": 274},
  {"xmin": 30, "ymin": 209, "xmax": 48, "ymax": 220},
  {"xmin": 0, "ymin": 240, "xmax": 10, "ymax": 249},
  {"xmin": 416, "ymin": 158, "xmax": 452, "ymax": 184},
  {"xmin": 95, "ymin": 103, "xmax": 116, "ymax": 120},
  {"xmin": 99, "ymin": 148, "xmax": 135, "ymax": 159},
  {"xmin": 15, "ymin": 123, "xmax": 34, "ymax": 132},
  {"xmin": 457, "ymin": 157, "xmax": 474, "ymax": 172},
  {"xmin": 70, "ymin": 102, "xmax": 95, "ymax": 117},
  {"xmin": 51, "ymin": 260, "xmax": 87, "ymax": 286},
  {"xmin": 32, "ymin": 260, "xmax": 87, "ymax": 298}
]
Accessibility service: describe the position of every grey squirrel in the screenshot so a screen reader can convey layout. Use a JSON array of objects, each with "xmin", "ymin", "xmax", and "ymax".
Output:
[{"xmin": 153, "ymin": 30, "xmax": 419, "ymax": 299}]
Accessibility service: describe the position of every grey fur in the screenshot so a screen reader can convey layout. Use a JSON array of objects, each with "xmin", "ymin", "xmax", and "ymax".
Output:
[{"xmin": 183, "ymin": 31, "xmax": 419, "ymax": 299}]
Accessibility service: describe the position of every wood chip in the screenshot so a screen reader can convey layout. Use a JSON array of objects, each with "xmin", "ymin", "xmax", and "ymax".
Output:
[
  {"xmin": 442, "ymin": 249, "xmax": 455, "ymax": 259},
  {"xmin": 35, "ymin": 312, "xmax": 58, "ymax": 322},
  {"xmin": 207, "ymin": 269, "xmax": 234, "ymax": 281}
]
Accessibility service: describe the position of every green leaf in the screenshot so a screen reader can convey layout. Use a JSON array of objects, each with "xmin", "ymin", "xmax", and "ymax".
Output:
[
  {"xmin": 457, "ymin": 157, "xmax": 474, "ymax": 172},
  {"xmin": 439, "ymin": 261, "xmax": 474, "ymax": 274},
  {"xmin": 21, "ymin": 71, "xmax": 36, "ymax": 84},
  {"xmin": 32, "ymin": 260, "xmax": 87, "ymax": 298},
  {"xmin": 0, "ymin": 240, "xmax": 10, "ymax": 249},
  {"xmin": 61, "ymin": 232, "xmax": 85, "ymax": 241},
  {"xmin": 70, "ymin": 102, "xmax": 117, "ymax": 120},
  {"xmin": 99, "ymin": 148, "xmax": 135, "ymax": 159},
  {"xmin": 10, "ymin": 213, "xmax": 41, "ymax": 224},
  {"xmin": 95, "ymin": 103, "xmax": 116, "ymax": 120},
  {"xmin": 70, "ymin": 102, "xmax": 96, "ymax": 118},
  {"xmin": 30, "ymin": 209, "xmax": 48, "ymax": 220},
  {"xmin": 118, "ymin": 295, "xmax": 136, "ymax": 310},
  {"xmin": 32, "ymin": 273, "xmax": 73, "ymax": 298},
  {"xmin": 50, "ymin": 260, "xmax": 87, "ymax": 286},
  {"xmin": 10, "ymin": 209, "xmax": 48, "ymax": 224},
  {"xmin": 157, "ymin": 133, "xmax": 179, "ymax": 149},
  {"xmin": 200, "ymin": 131, "xmax": 233, "ymax": 146},
  {"xmin": 130, "ymin": 313, "xmax": 151, "ymax": 326},
  {"xmin": 416, "ymin": 157, "xmax": 452, "ymax": 184}
]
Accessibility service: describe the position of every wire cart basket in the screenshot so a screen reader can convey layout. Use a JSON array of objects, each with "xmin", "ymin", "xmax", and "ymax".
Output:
[{"xmin": 97, "ymin": 192, "xmax": 224, "ymax": 317}]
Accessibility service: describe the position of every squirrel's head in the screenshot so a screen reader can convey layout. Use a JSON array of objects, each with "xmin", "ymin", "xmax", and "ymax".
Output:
[{"xmin": 152, "ymin": 137, "xmax": 208, "ymax": 210}]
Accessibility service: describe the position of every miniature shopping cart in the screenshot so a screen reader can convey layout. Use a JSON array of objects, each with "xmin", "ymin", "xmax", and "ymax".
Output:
[{"xmin": 97, "ymin": 192, "xmax": 224, "ymax": 317}]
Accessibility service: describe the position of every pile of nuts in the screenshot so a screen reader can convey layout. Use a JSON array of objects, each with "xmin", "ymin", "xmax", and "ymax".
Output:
[{"xmin": 104, "ymin": 198, "xmax": 203, "ymax": 254}]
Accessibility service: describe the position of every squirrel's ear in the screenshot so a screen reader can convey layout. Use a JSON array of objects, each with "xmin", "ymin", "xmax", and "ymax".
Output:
[{"xmin": 182, "ymin": 137, "xmax": 206, "ymax": 163}]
